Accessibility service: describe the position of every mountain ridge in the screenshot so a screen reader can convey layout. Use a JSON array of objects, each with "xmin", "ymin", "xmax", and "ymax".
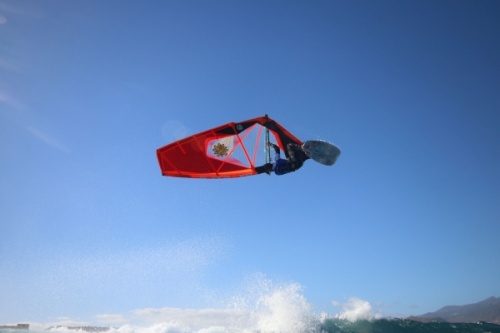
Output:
[{"xmin": 408, "ymin": 296, "xmax": 500, "ymax": 324}]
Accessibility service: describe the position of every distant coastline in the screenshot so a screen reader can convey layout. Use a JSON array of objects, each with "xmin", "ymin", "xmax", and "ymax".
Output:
[
  {"xmin": 47, "ymin": 326, "xmax": 111, "ymax": 332},
  {"xmin": 0, "ymin": 324, "xmax": 29, "ymax": 330},
  {"xmin": 0, "ymin": 325, "xmax": 111, "ymax": 332}
]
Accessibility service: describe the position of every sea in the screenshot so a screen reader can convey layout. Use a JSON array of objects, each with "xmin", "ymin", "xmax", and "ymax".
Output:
[
  {"xmin": 2, "ymin": 319, "xmax": 500, "ymax": 333},
  {"xmin": 2, "ymin": 281, "xmax": 499, "ymax": 333}
]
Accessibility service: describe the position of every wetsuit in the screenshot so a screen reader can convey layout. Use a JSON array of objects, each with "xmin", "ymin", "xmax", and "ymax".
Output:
[{"xmin": 271, "ymin": 143, "xmax": 308, "ymax": 175}]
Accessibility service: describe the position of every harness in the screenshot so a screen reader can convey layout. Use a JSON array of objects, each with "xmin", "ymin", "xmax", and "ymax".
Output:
[{"xmin": 273, "ymin": 159, "xmax": 292, "ymax": 175}]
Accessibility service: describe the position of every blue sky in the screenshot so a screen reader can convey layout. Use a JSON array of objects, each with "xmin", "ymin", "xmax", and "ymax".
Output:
[{"xmin": 1, "ymin": 0, "xmax": 499, "ymax": 327}]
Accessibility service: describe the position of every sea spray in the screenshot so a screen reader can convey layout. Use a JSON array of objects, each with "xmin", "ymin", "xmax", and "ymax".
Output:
[
  {"xmin": 332, "ymin": 297, "xmax": 383, "ymax": 322},
  {"xmin": 138, "ymin": 275, "xmax": 317, "ymax": 332},
  {"xmin": 253, "ymin": 282, "xmax": 313, "ymax": 333}
]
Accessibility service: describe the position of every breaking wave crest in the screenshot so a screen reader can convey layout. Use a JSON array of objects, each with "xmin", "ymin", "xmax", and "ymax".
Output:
[{"xmin": 332, "ymin": 297, "xmax": 383, "ymax": 322}]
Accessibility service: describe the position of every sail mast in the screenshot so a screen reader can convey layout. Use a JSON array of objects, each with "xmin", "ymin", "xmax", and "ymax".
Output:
[{"xmin": 265, "ymin": 114, "xmax": 271, "ymax": 164}]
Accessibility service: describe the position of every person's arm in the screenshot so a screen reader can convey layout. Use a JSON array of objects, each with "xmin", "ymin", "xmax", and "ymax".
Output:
[{"xmin": 268, "ymin": 142, "xmax": 280, "ymax": 154}]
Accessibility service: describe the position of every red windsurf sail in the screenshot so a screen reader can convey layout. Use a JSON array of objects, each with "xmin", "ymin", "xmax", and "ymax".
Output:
[{"xmin": 156, "ymin": 115, "xmax": 303, "ymax": 178}]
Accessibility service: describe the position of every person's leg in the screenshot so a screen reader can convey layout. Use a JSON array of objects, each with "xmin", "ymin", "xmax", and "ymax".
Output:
[
  {"xmin": 286, "ymin": 143, "xmax": 308, "ymax": 171},
  {"xmin": 255, "ymin": 163, "xmax": 273, "ymax": 174}
]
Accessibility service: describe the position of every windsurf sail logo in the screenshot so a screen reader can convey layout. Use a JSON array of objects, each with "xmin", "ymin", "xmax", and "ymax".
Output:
[
  {"xmin": 209, "ymin": 136, "xmax": 234, "ymax": 158},
  {"xmin": 212, "ymin": 142, "xmax": 229, "ymax": 157}
]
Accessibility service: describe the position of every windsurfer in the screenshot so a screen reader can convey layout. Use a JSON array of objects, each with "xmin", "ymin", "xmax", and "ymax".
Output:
[{"xmin": 255, "ymin": 142, "xmax": 309, "ymax": 175}]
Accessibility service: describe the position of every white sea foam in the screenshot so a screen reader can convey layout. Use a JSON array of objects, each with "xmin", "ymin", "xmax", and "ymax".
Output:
[
  {"xmin": 332, "ymin": 297, "xmax": 383, "ymax": 322},
  {"xmin": 253, "ymin": 282, "xmax": 313, "ymax": 333}
]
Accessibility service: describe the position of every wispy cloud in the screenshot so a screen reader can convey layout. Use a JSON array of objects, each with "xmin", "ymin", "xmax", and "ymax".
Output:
[
  {"xmin": 95, "ymin": 314, "xmax": 129, "ymax": 326},
  {"xmin": 0, "ymin": 89, "xmax": 25, "ymax": 111},
  {"xmin": 0, "ymin": 1, "xmax": 44, "ymax": 19},
  {"xmin": 27, "ymin": 126, "xmax": 71, "ymax": 153},
  {"xmin": 131, "ymin": 307, "xmax": 247, "ymax": 329},
  {"xmin": 161, "ymin": 120, "xmax": 191, "ymax": 141}
]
